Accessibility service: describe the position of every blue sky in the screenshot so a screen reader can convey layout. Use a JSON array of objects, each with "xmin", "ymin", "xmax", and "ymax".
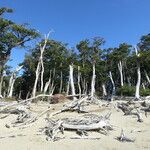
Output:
[{"xmin": 1, "ymin": 0, "xmax": 150, "ymax": 69}]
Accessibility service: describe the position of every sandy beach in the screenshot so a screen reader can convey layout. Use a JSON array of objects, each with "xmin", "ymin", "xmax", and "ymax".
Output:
[{"xmin": 0, "ymin": 101, "xmax": 150, "ymax": 150}]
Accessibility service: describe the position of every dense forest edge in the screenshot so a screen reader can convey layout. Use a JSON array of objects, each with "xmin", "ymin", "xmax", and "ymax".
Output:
[{"xmin": 0, "ymin": 7, "xmax": 150, "ymax": 101}]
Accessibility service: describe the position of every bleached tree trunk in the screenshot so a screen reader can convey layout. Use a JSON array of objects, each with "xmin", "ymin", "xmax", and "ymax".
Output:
[
  {"xmin": 40, "ymin": 56, "xmax": 44, "ymax": 92},
  {"xmin": 19, "ymin": 90, "xmax": 22, "ymax": 99},
  {"xmin": 26, "ymin": 91, "xmax": 30, "ymax": 99},
  {"xmin": 32, "ymin": 62, "xmax": 41, "ymax": 97},
  {"xmin": 135, "ymin": 46, "xmax": 141, "ymax": 100},
  {"xmin": 32, "ymin": 32, "xmax": 50, "ymax": 97},
  {"xmin": 102, "ymin": 83, "xmax": 107, "ymax": 96},
  {"xmin": 8, "ymin": 65, "xmax": 23, "ymax": 98},
  {"xmin": 69, "ymin": 64, "xmax": 76, "ymax": 99},
  {"xmin": 91, "ymin": 63, "xmax": 96, "ymax": 98},
  {"xmin": 59, "ymin": 63, "xmax": 63, "ymax": 93},
  {"xmin": 144, "ymin": 70, "xmax": 150, "ymax": 84},
  {"xmin": 118, "ymin": 60, "xmax": 124, "ymax": 87},
  {"xmin": 142, "ymin": 83, "xmax": 146, "ymax": 90},
  {"xmin": 0, "ymin": 70, "xmax": 5, "ymax": 98},
  {"xmin": 44, "ymin": 70, "xmax": 52, "ymax": 94},
  {"xmin": 78, "ymin": 66, "xmax": 81, "ymax": 98},
  {"xmin": 109, "ymin": 71, "xmax": 115, "ymax": 101},
  {"xmin": 66, "ymin": 77, "xmax": 70, "ymax": 95}
]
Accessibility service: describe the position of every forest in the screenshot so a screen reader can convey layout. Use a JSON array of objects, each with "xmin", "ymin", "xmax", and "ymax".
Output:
[
  {"xmin": 0, "ymin": 7, "xmax": 150, "ymax": 101},
  {"xmin": 0, "ymin": 7, "xmax": 150, "ymax": 150}
]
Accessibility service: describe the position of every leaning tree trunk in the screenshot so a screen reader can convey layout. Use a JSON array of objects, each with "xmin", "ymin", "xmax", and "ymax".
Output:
[
  {"xmin": 32, "ymin": 62, "xmax": 41, "ymax": 97},
  {"xmin": 144, "ymin": 70, "xmax": 150, "ymax": 85},
  {"xmin": 7, "ymin": 65, "xmax": 23, "ymax": 98},
  {"xmin": 69, "ymin": 64, "xmax": 76, "ymax": 99},
  {"xmin": 118, "ymin": 60, "xmax": 124, "ymax": 87},
  {"xmin": 135, "ymin": 46, "xmax": 141, "ymax": 100},
  {"xmin": 44, "ymin": 70, "xmax": 52, "ymax": 94},
  {"xmin": 91, "ymin": 63, "xmax": 96, "ymax": 99},
  {"xmin": 109, "ymin": 71, "xmax": 115, "ymax": 101},
  {"xmin": 32, "ymin": 33, "xmax": 50, "ymax": 97}
]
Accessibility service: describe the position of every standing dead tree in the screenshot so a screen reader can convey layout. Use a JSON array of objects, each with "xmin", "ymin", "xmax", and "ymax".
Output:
[
  {"xmin": 7, "ymin": 65, "xmax": 23, "ymax": 98},
  {"xmin": 109, "ymin": 71, "xmax": 115, "ymax": 101},
  {"xmin": 135, "ymin": 46, "xmax": 141, "ymax": 100},
  {"xmin": 0, "ymin": 70, "xmax": 6, "ymax": 98},
  {"xmin": 118, "ymin": 60, "xmax": 124, "ymax": 87},
  {"xmin": 90, "ymin": 63, "xmax": 96, "ymax": 100},
  {"xmin": 69, "ymin": 64, "xmax": 76, "ymax": 99},
  {"xmin": 32, "ymin": 32, "xmax": 50, "ymax": 97}
]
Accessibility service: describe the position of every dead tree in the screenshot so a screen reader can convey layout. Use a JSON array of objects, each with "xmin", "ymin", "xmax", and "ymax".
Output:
[
  {"xmin": 135, "ymin": 46, "xmax": 141, "ymax": 100},
  {"xmin": 0, "ymin": 70, "xmax": 6, "ymax": 98},
  {"xmin": 7, "ymin": 65, "xmax": 23, "ymax": 98},
  {"xmin": 118, "ymin": 61, "xmax": 124, "ymax": 87},
  {"xmin": 109, "ymin": 71, "xmax": 115, "ymax": 101},
  {"xmin": 69, "ymin": 64, "xmax": 76, "ymax": 99},
  {"xmin": 78, "ymin": 66, "xmax": 82, "ymax": 98},
  {"xmin": 90, "ymin": 63, "xmax": 96, "ymax": 99},
  {"xmin": 32, "ymin": 33, "xmax": 50, "ymax": 97}
]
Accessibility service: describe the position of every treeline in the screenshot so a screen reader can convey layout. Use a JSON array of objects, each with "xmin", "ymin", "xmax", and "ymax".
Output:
[{"xmin": 0, "ymin": 7, "xmax": 150, "ymax": 100}]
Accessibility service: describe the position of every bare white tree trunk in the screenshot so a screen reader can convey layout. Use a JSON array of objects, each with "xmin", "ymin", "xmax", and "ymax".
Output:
[
  {"xmin": 32, "ymin": 32, "xmax": 50, "ymax": 97},
  {"xmin": 142, "ymin": 83, "xmax": 146, "ymax": 90},
  {"xmin": 102, "ymin": 83, "xmax": 107, "ymax": 96},
  {"xmin": 32, "ymin": 62, "xmax": 41, "ymax": 97},
  {"xmin": 66, "ymin": 77, "xmax": 70, "ymax": 95},
  {"xmin": 40, "ymin": 57, "xmax": 44, "ymax": 92},
  {"xmin": 44, "ymin": 70, "xmax": 52, "ymax": 94},
  {"xmin": 109, "ymin": 71, "xmax": 115, "ymax": 101},
  {"xmin": 8, "ymin": 65, "xmax": 23, "ymax": 98},
  {"xmin": 0, "ymin": 70, "xmax": 5, "ymax": 98},
  {"xmin": 118, "ymin": 60, "xmax": 124, "ymax": 87},
  {"xmin": 135, "ymin": 46, "xmax": 141, "ymax": 100},
  {"xmin": 59, "ymin": 71, "xmax": 63, "ymax": 93},
  {"xmin": 91, "ymin": 63, "xmax": 96, "ymax": 98},
  {"xmin": 69, "ymin": 64, "xmax": 76, "ymax": 99},
  {"xmin": 26, "ymin": 91, "xmax": 30, "ymax": 99},
  {"xmin": 144, "ymin": 70, "xmax": 150, "ymax": 84},
  {"xmin": 77, "ymin": 66, "xmax": 81, "ymax": 98}
]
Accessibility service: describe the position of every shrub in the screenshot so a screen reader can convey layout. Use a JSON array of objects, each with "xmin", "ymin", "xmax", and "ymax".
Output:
[{"xmin": 116, "ymin": 85, "xmax": 135, "ymax": 96}]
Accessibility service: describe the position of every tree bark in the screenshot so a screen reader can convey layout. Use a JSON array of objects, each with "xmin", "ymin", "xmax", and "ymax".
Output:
[
  {"xmin": 77, "ymin": 66, "xmax": 81, "ymax": 98},
  {"xmin": 69, "ymin": 64, "xmax": 76, "ymax": 99},
  {"xmin": 135, "ymin": 46, "xmax": 141, "ymax": 100},
  {"xmin": 44, "ymin": 70, "xmax": 52, "ymax": 94},
  {"xmin": 109, "ymin": 71, "xmax": 115, "ymax": 101},
  {"xmin": 91, "ymin": 63, "xmax": 96, "ymax": 98},
  {"xmin": 118, "ymin": 60, "xmax": 124, "ymax": 87},
  {"xmin": 144, "ymin": 70, "xmax": 150, "ymax": 85},
  {"xmin": 32, "ymin": 32, "xmax": 50, "ymax": 97},
  {"xmin": 8, "ymin": 65, "xmax": 23, "ymax": 98},
  {"xmin": 0, "ymin": 70, "xmax": 5, "ymax": 98},
  {"xmin": 102, "ymin": 83, "xmax": 107, "ymax": 96}
]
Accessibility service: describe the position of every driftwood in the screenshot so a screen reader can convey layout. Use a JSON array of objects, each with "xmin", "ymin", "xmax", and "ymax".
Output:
[
  {"xmin": 45, "ymin": 113, "xmax": 113, "ymax": 141},
  {"xmin": 116, "ymin": 129, "xmax": 135, "ymax": 142},
  {"xmin": 117, "ymin": 100, "xmax": 149, "ymax": 122}
]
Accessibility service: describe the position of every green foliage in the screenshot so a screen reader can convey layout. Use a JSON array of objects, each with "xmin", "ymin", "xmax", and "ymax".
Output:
[
  {"xmin": 140, "ymin": 88, "xmax": 150, "ymax": 96},
  {"xmin": 116, "ymin": 85, "xmax": 135, "ymax": 96}
]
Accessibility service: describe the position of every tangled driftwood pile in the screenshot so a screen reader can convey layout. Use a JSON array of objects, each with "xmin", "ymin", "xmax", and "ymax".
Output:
[
  {"xmin": 44, "ymin": 113, "xmax": 113, "ymax": 141},
  {"xmin": 0, "ymin": 95, "xmax": 150, "ymax": 142},
  {"xmin": 117, "ymin": 100, "xmax": 150, "ymax": 122}
]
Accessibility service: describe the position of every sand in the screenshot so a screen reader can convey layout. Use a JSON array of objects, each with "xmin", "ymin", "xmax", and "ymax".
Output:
[{"xmin": 0, "ymin": 101, "xmax": 150, "ymax": 150}]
